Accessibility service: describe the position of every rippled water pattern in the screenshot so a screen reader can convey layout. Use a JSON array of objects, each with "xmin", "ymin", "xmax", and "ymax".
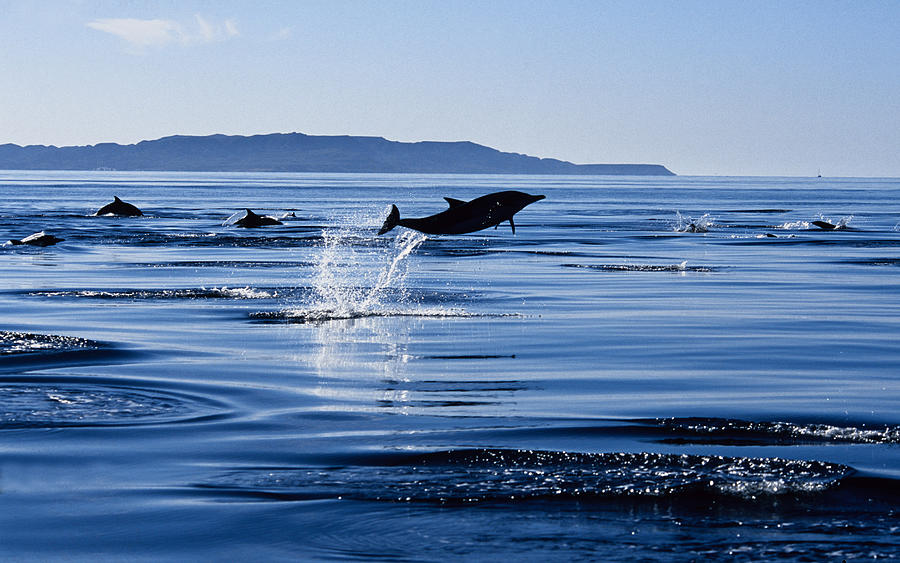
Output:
[{"xmin": 1, "ymin": 171, "xmax": 898, "ymax": 561}]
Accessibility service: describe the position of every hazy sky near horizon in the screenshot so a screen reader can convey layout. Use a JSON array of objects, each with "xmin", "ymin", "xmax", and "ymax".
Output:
[{"xmin": 1, "ymin": 0, "xmax": 898, "ymax": 176}]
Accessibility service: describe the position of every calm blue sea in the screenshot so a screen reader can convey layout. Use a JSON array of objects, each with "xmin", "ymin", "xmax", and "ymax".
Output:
[{"xmin": 1, "ymin": 171, "xmax": 898, "ymax": 561}]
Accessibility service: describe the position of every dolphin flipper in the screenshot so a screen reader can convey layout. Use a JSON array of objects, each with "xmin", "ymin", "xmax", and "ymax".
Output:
[{"xmin": 509, "ymin": 217, "xmax": 515, "ymax": 234}]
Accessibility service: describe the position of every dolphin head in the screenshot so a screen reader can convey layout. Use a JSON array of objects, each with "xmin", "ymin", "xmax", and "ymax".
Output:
[
  {"xmin": 505, "ymin": 191, "xmax": 545, "ymax": 209},
  {"xmin": 508, "ymin": 191, "xmax": 544, "ymax": 201}
]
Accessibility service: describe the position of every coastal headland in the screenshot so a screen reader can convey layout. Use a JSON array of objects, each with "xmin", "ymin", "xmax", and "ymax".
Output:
[{"xmin": 0, "ymin": 133, "xmax": 674, "ymax": 175}]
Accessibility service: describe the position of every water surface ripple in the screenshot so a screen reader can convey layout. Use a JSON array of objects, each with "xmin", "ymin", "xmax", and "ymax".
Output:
[{"xmin": 1, "ymin": 172, "xmax": 899, "ymax": 561}]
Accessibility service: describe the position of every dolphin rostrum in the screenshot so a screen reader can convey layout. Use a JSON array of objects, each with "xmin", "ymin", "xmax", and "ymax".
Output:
[
  {"xmin": 232, "ymin": 209, "xmax": 283, "ymax": 228},
  {"xmin": 6, "ymin": 231, "xmax": 64, "ymax": 247},
  {"xmin": 94, "ymin": 196, "xmax": 143, "ymax": 217},
  {"xmin": 378, "ymin": 190, "xmax": 545, "ymax": 235}
]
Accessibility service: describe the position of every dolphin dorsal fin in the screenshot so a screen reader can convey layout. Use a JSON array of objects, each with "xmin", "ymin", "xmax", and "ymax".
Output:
[
  {"xmin": 245, "ymin": 208, "xmax": 257, "ymax": 216},
  {"xmin": 444, "ymin": 197, "xmax": 466, "ymax": 208},
  {"xmin": 114, "ymin": 196, "xmax": 122, "ymax": 202}
]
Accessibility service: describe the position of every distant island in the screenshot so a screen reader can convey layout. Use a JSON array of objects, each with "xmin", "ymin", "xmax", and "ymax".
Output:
[{"xmin": 0, "ymin": 132, "xmax": 675, "ymax": 176}]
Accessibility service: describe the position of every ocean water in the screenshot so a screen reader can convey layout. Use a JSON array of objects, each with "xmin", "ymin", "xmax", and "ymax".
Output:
[{"xmin": 1, "ymin": 171, "xmax": 898, "ymax": 561}]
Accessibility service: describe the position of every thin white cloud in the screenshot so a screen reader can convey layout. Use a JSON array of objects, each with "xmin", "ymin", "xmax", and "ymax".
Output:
[
  {"xmin": 87, "ymin": 18, "xmax": 183, "ymax": 48},
  {"xmin": 269, "ymin": 26, "xmax": 293, "ymax": 41},
  {"xmin": 194, "ymin": 15, "xmax": 215, "ymax": 43},
  {"xmin": 88, "ymin": 15, "xmax": 239, "ymax": 50},
  {"xmin": 224, "ymin": 19, "xmax": 239, "ymax": 38}
]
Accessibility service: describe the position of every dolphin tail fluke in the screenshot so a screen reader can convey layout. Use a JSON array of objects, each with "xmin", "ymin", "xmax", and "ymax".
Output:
[{"xmin": 378, "ymin": 205, "xmax": 401, "ymax": 235}]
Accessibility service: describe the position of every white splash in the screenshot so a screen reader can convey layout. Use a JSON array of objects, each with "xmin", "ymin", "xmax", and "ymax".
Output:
[
  {"xmin": 205, "ymin": 286, "xmax": 274, "ymax": 299},
  {"xmin": 306, "ymin": 228, "xmax": 429, "ymax": 320},
  {"xmin": 778, "ymin": 220, "xmax": 810, "ymax": 229},
  {"xmin": 673, "ymin": 211, "xmax": 714, "ymax": 233},
  {"xmin": 820, "ymin": 214, "xmax": 853, "ymax": 229}
]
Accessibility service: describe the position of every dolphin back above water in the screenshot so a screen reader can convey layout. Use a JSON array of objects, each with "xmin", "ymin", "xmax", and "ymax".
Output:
[
  {"xmin": 378, "ymin": 190, "xmax": 545, "ymax": 235},
  {"xmin": 231, "ymin": 209, "xmax": 283, "ymax": 228},
  {"xmin": 6, "ymin": 231, "xmax": 64, "ymax": 247},
  {"xmin": 94, "ymin": 196, "xmax": 143, "ymax": 217},
  {"xmin": 811, "ymin": 220, "xmax": 851, "ymax": 231}
]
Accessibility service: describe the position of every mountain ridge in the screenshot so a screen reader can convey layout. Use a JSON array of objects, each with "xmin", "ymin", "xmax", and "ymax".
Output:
[{"xmin": 0, "ymin": 132, "xmax": 675, "ymax": 175}]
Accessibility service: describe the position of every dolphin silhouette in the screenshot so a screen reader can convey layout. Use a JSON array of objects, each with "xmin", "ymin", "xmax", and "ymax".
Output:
[
  {"xmin": 6, "ymin": 231, "xmax": 64, "ymax": 247},
  {"xmin": 378, "ymin": 190, "xmax": 545, "ymax": 235},
  {"xmin": 232, "ymin": 209, "xmax": 283, "ymax": 228},
  {"xmin": 811, "ymin": 220, "xmax": 846, "ymax": 231},
  {"xmin": 94, "ymin": 196, "xmax": 143, "ymax": 217}
]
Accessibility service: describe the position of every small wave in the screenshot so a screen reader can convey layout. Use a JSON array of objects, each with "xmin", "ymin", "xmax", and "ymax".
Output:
[
  {"xmin": 0, "ymin": 331, "xmax": 104, "ymax": 356},
  {"xmin": 839, "ymin": 258, "xmax": 900, "ymax": 267},
  {"xmin": 777, "ymin": 220, "xmax": 812, "ymax": 229},
  {"xmin": 732, "ymin": 237, "xmax": 900, "ymax": 248},
  {"xmin": 563, "ymin": 262, "xmax": 715, "ymax": 273},
  {"xmin": 198, "ymin": 448, "xmax": 852, "ymax": 504},
  {"xmin": 128, "ymin": 260, "xmax": 315, "ymax": 269},
  {"xmin": 418, "ymin": 247, "xmax": 495, "ymax": 258},
  {"xmin": 95, "ymin": 233, "xmax": 320, "ymax": 248},
  {"xmin": 724, "ymin": 209, "xmax": 792, "ymax": 213},
  {"xmin": 30, "ymin": 287, "xmax": 278, "ymax": 300},
  {"xmin": 0, "ymin": 380, "xmax": 225, "ymax": 428},
  {"xmin": 647, "ymin": 417, "xmax": 900, "ymax": 445},
  {"xmin": 383, "ymin": 379, "xmax": 525, "ymax": 392},
  {"xmin": 250, "ymin": 307, "xmax": 513, "ymax": 324}
]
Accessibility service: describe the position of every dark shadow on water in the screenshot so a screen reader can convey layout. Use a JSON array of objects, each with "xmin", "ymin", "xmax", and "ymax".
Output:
[
  {"xmin": 0, "ymin": 347, "xmax": 142, "ymax": 374},
  {"xmin": 0, "ymin": 331, "xmax": 146, "ymax": 373},
  {"xmin": 193, "ymin": 447, "xmax": 900, "ymax": 514},
  {"xmin": 382, "ymin": 379, "xmax": 526, "ymax": 393},
  {"xmin": 833, "ymin": 257, "xmax": 900, "ymax": 267}
]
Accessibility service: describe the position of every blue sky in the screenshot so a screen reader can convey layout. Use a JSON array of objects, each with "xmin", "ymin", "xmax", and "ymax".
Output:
[{"xmin": 1, "ymin": 0, "xmax": 898, "ymax": 176}]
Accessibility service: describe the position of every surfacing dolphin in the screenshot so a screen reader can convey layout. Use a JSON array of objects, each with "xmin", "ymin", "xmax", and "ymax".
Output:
[
  {"xmin": 231, "ymin": 209, "xmax": 283, "ymax": 228},
  {"xmin": 94, "ymin": 196, "xmax": 143, "ymax": 217},
  {"xmin": 6, "ymin": 231, "xmax": 64, "ymax": 247},
  {"xmin": 811, "ymin": 220, "xmax": 851, "ymax": 231},
  {"xmin": 378, "ymin": 190, "xmax": 545, "ymax": 235}
]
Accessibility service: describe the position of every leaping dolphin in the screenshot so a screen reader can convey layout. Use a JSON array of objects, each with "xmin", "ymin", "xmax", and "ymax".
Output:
[
  {"xmin": 94, "ymin": 196, "xmax": 143, "ymax": 217},
  {"xmin": 378, "ymin": 190, "xmax": 545, "ymax": 235},
  {"xmin": 6, "ymin": 231, "xmax": 64, "ymax": 247},
  {"xmin": 230, "ymin": 209, "xmax": 283, "ymax": 228}
]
